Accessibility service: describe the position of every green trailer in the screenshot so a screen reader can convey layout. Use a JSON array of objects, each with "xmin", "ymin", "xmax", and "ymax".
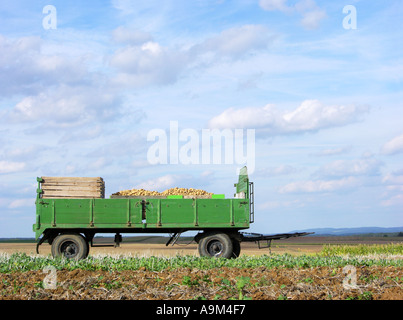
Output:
[{"xmin": 33, "ymin": 167, "xmax": 311, "ymax": 259}]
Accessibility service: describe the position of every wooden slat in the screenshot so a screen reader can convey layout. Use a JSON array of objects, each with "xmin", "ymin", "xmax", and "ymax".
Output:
[
  {"xmin": 42, "ymin": 178, "xmax": 102, "ymax": 180},
  {"xmin": 42, "ymin": 177, "xmax": 103, "ymax": 183},
  {"xmin": 40, "ymin": 177, "xmax": 105, "ymax": 199},
  {"xmin": 42, "ymin": 186, "xmax": 104, "ymax": 192},
  {"xmin": 42, "ymin": 190, "xmax": 103, "ymax": 197},
  {"xmin": 42, "ymin": 196, "xmax": 103, "ymax": 199},
  {"xmin": 42, "ymin": 182, "xmax": 104, "ymax": 187}
]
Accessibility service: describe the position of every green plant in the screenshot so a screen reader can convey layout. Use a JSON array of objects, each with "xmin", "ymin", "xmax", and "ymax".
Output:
[
  {"xmin": 358, "ymin": 291, "xmax": 373, "ymax": 300},
  {"xmin": 182, "ymin": 275, "xmax": 200, "ymax": 287},
  {"xmin": 346, "ymin": 291, "xmax": 373, "ymax": 300},
  {"xmin": 235, "ymin": 276, "xmax": 252, "ymax": 300},
  {"xmin": 320, "ymin": 243, "xmax": 403, "ymax": 256},
  {"xmin": 301, "ymin": 277, "xmax": 314, "ymax": 284},
  {"xmin": 104, "ymin": 280, "xmax": 122, "ymax": 290},
  {"xmin": 0, "ymin": 252, "xmax": 401, "ymax": 275}
]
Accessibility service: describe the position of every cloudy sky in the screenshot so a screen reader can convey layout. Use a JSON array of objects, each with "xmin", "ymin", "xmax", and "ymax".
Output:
[{"xmin": 0, "ymin": 0, "xmax": 402, "ymax": 237}]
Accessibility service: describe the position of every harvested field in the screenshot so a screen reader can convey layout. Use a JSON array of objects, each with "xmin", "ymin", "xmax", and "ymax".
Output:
[
  {"xmin": 0, "ymin": 265, "xmax": 401, "ymax": 300},
  {"xmin": 0, "ymin": 237, "xmax": 402, "ymax": 301}
]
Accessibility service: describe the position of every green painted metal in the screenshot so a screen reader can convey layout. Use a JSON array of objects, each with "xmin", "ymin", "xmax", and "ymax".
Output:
[
  {"xmin": 211, "ymin": 194, "xmax": 225, "ymax": 199},
  {"xmin": 235, "ymin": 166, "xmax": 249, "ymax": 195},
  {"xmin": 33, "ymin": 167, "xmax": 252, "ymax": 240}
]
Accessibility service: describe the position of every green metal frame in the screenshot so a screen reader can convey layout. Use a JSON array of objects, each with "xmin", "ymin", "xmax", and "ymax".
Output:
[{"xmin": 33, "ymin": 167, "xmax": 252, "ymax": 240}]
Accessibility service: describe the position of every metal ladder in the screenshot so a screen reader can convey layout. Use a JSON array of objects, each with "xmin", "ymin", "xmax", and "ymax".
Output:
[{"xmin": 249, "ymin": 182, "xmax": 254, "ymax": 223}]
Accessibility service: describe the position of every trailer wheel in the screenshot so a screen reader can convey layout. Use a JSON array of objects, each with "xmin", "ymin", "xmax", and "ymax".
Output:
[
  {"xmin": 51, "ymin": 233, "xmax": 88, "ymax": 260},
  {"xmin": 198, "ymin": 233, "xmax": 233, "ymax": 258},
  {"xmin": 231, "ymin": 239, "xmax": 241, "ymax": 258}
]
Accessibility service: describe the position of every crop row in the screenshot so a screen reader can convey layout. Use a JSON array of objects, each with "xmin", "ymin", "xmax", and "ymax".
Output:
[
  {"xmin": 320, "ymin": 243, "xmax": 403, "ymax": 256},
  {"xmin": 0, "ymin": 250, "xmax": 402, "ymax": 273}
]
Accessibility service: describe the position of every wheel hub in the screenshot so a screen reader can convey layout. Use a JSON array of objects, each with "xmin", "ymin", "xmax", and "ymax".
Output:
[
  {"xmin": 207, "ymin": 240, "xmax": 223, "ymax": 256},
  {"xmin": 61, "ymin": 241, "xmax": 78, "ymax": 258}
]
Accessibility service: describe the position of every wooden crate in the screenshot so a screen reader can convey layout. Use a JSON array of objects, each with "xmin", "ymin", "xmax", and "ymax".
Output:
[{"xmin": 41, "ymin": 177, "xmax": 105, "ymax": 199}]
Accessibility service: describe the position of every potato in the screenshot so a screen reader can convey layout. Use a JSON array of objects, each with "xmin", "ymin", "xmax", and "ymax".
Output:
[{"xmin": 113, "ymin": 187, "xmax": 212, "ymax": 197}]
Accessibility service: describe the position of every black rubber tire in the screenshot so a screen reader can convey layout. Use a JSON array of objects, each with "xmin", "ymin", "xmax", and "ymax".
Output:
[
  {"xmin": 198, "ymin": 233, "xmax": 233, "ymax": 258},
  {"xmin": 231, "ymin": 239, "xmax": 241, "ymax": 258},
  {"xmin": 51, "ymin": 233, "xmax": 88, "ymax": 260},
  {"xmin": 84, "ymin": 240, "xmax": 90, "ymax": 259}
]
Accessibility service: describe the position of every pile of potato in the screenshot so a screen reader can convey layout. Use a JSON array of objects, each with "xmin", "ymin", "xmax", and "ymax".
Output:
[
  {"xmin": 112, "ymin": 187, "xmax": 212, "ymax": 197},
  {"xmin": 113, "ymin": 189, "xmax": 162, "ymax": 197},
  {"xmin": 161, "ymin": 187, "xmax": 212, "ymax": 196}
]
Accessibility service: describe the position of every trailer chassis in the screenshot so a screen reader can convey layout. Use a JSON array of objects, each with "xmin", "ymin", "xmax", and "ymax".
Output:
[{"xmin": 36, "ymin": 228, "xmax": 313, "ymax": 259}]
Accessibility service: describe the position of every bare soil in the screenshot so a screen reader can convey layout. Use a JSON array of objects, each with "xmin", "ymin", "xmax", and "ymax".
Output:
[
  {"xmin": 0, "ymin": 266, "xmax": 401, "ymax": 300},
  {"xmin": 0, "ymin": 238, "xmax": 401, "ymax": 300}
]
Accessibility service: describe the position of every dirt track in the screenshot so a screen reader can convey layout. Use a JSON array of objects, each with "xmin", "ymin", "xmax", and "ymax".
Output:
[
  {"xmin": 0, "ymin": 242, "xmax": 324, "ymax": 260},
  {"xmin": 0, "ymin": 239, "xmax": 325, "ymax": 258}
]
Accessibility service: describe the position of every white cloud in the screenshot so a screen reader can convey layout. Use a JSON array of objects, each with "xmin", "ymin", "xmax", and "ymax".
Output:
[
  {"xmin": 382, "ymin": 174, "xmax": 403, "ymax": 185},
  {"xmin": 0, "ymin": 161, "xmax": 26, "ymax": 174},
  {"xmin": 0, "ymin": 33, "xmax": 124, "ymax": 132},
  {"xmin": 312, "ymin": 146, "xmax": 352, "ymax": 157},
  {"xmin": 314, "ymin": 158, "xmax": 382, "ymax": 178},
  {"xmin": 111, "ymin": 0, "xmax": 136, "ymax": 15},
  {"xmin": 295, "ymin": 0, "xmax": 327, "ymax": 29},
  {"xmin": 3, "ymin": 146, "xmax": 42, "ymax": 161},
  {"xmin": 8, "ymin": 85, "xmax": 120, "ymax": 127},
  {"xmin": 59, "ymin": 125, "xmax": 103, "ymax": 143},
  {"xmin": 381, "ymin": 173, "xmax": 403, "ymax": 207},
  {"xmin": 255, "ymin": 165, "xmax": 298, "ymax": 177},
  {"xmin": 111, "ymin": 0, "xmax": 164, "ymax": 16},
  {"xmin": 259, "ymin": 199, "xmax": 305, "ymax": 209},
  {"xmin": 259, "ymin": 0, "xmax": 291, "ymax": 12},
  {"xmin": 381, "ymin": 133, "xmax": 403, "ymax": 155},
  {"xmin": 8, "ymin": 198, "xmax": 34, "ymax": 209},
  {"xmin": 279, "ymin": 176, "xmax": 359, "ymax": 193},
  {"xmin": 299, "ymin": 8, "xmax": 327, "ymax": 30},
  {"xmin": 110, "ymin": 41, "xmax": 187, "ymax": 87},
  {"xmin": 87, "ymin": 132, "xmax": 146, "ymax": 158},
  {"xmin": 209, "ymin": 100, "xmax": 369, "ymax": 136},
  {"xmin": 110, "ymin": 24, "xmax": 275, "ymax": 88},
  {"xmin": 0, "ymin": 35, "xmax": 87, "ymax": 96},
  {"xmin": 259, "ymin": 0, "xmax": 326, "ymax": 29},
  {"xmin": 112, "ymin": 27, "xmax": 153, "ymax": 45},
  {"xmin": 193, "ymin": 25, "xmax": 275, "ymax": 58},
  {"xmin": 381, "ymin": 194, "xmax": 403, "ymax": 207},
  {"xmin": 134, "ymin": 174, "xmax": 192, "ymax": 191}
]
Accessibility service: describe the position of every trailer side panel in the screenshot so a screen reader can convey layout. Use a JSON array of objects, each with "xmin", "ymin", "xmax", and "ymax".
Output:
[{"xmin": 34, "ymin": 197, "xmax": 250, "ymax": 239}]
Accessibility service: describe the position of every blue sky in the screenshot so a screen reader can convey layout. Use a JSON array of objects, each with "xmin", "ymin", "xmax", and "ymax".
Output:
[{"xmin": 0, "ymin": 0, "xmax": 402, "ymax": 237}]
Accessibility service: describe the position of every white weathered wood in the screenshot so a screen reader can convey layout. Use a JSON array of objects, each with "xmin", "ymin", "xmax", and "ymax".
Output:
[
  {"xmin": 40, "ymin": 177, "xmax": 105, "ymax": 199},
  {"xmin": 42, "ymin": 182, "xmax": 104, "ymax": 187},
  {"xmin": 42, "ymin": 186, "xmax": 104, "ymax": 192},
  {"xmin": 42, "ymin": 190, "xmax": 103, "ymax": 197}
]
